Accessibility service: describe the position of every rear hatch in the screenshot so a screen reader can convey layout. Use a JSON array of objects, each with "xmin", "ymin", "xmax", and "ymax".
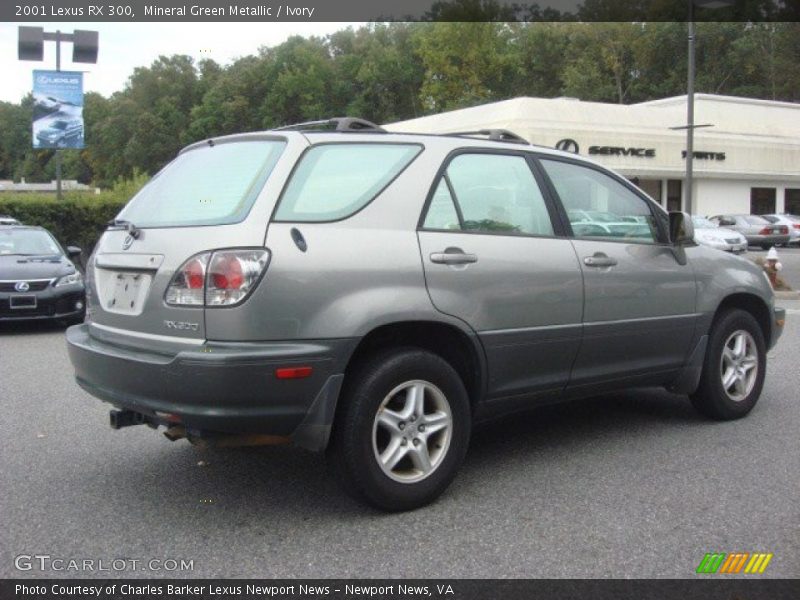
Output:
[{"xmin": 87, "ymin": 133, "xmax": 305, "ymax": 350}]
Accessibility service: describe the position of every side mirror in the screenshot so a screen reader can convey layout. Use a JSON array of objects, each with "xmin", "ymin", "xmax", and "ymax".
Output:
[
  {"xmin": 66, "ymin": 245, "xmax": 82, "ymax": 259},
  {"xmin": 669, "ymin": 211, "xmax": 694, "ymax": 245}
]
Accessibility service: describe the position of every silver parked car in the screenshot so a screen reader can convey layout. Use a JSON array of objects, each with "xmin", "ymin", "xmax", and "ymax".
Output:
[
  {"xmin": 761, "ymin": 214, "xmax": 800, "ymax": 245},
  {"xmin": 67, "ymin": 119, "xmax": 785, "ymax": 511},
  {"xmin": 709, "ymin": 214, "xmax": 789, "ymax": 249},
  {"xmin": 691, "ymin": 216, "xmax": 747, "ymax": 254}
]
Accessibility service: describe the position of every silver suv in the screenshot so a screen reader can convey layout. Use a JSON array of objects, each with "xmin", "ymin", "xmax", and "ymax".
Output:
[{"xmin": 67, "ymin": 119, "xmax": 785, "ymax": 511}]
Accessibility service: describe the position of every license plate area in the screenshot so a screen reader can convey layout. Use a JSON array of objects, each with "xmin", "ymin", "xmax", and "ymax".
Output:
[
  {"xmin": 103, "ymin": 271, "xmax": 152, "ymax": 316},
  {"xmin": 10, "ymin": 295, "xmax": 37, "ymax": 309}
]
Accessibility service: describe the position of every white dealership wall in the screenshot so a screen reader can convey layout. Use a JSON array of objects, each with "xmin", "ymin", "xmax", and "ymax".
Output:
[{"xmin": 386, "ymin": 94, "xmax": 800, "ymax": 216}]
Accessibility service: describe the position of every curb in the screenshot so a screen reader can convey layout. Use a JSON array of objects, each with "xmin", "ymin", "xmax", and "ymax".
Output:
[{"xmin": 774, "ymin": 290, "xmax": 800, "ymax": 300}]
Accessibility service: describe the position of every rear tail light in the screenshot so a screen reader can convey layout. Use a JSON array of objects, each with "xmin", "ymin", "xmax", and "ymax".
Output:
[
  {"xmin": 165, "ymin": 249, "xmax": 269, "ymax": 307},
  {"xmin": 165, "ymin": 252, "xmax": 210, "ymax": 306},
  {"xmin": 780, "ymin": 226, "xmax": 788, "ymax": 234},
  {"xmin": 206, "ymin": 250, "xmax": 269, "ymax": 306},
  {"xmin": 759, "ymin": 227, "xmax": 771, "ymax": 235},
  {"xmin": 793, "ymin": 224, "xmax": 800, "ymax": 230}
]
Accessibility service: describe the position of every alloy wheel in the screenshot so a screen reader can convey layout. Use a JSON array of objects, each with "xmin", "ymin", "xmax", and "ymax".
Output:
[
  {"xmin": 371, "ymin": 380, "xmax": 452, "ymax": 483},
  {"xmin": 719, "ymin": 329, "xmax": 758, "ymax": 402}
]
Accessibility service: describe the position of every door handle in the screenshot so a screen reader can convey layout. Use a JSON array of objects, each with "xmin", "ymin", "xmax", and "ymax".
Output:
[
  {"xmin": 430, "ymin": 248, "xmax": 478, "ymax": 265},
  {"xmin": 583, "ymin": 253, "xmax": 618, "ymax": 267}
]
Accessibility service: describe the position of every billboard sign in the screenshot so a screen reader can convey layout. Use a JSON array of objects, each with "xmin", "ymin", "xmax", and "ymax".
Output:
[{"xmin": 32, "ymin": 70, "xmax": 84, "ymax": 149}]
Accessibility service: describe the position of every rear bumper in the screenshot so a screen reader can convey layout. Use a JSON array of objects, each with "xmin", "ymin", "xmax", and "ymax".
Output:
[
  {"xmin": 66, "ymin": 323, "xmax": 356, "ymax": 448},
  {"xmin": 745, "ymin": 234, "xmax": 790, "ymax": 246}
]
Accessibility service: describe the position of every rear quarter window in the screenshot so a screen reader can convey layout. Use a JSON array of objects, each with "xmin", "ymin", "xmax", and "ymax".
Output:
[{"xmin": 274, "ymin": 143, "xmax": 422, "ymax": 222}]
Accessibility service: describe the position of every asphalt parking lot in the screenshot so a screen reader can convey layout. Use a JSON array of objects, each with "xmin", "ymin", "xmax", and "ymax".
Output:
[{"xmin": 1, "ymin": 295, "xmax": 798, "ymax": 580}]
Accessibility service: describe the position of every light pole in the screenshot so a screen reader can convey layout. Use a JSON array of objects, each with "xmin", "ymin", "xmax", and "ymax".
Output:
[
  {"xmin": 682, "ymin": 0, "xmax": 735, "ymax": 215},
  {"xmin": 18, "ymin": 26, "xmax": 98, "ymax": 200}
]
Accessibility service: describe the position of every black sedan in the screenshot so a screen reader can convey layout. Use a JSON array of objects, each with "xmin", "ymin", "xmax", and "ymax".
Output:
[{"xmin": 0, "ymin": 225, "xmax": 85, "ymax": 323}]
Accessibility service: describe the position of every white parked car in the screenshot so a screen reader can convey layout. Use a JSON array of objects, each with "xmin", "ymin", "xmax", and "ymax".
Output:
[{"xmin": 692, "ymin": 216, "xmax": 747, "ymax": 254}]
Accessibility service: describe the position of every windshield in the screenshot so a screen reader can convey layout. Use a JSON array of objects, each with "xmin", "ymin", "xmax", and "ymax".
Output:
[
  {"xmin": 0, "ymin": 229, "xmax": 62, "ymax": 256},
  {"xmin": 52, "ymin": 121, "xmax": 68, "ymax": 130},
  {"xmin": 692, "ymin": 217, "xmax": 716, "ymax": 228},
  {"xmin": 117, "ymin": 139, "xmax": 286, "ymax": 228}
]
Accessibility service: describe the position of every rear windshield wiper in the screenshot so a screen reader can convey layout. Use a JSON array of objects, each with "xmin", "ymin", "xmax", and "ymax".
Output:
[{"xmin": 107, "ymin": 219, "xmax": 141, "ymax": 239}]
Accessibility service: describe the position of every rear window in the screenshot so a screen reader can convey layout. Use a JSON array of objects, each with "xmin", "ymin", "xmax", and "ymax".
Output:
[
  {"xmin": 744, "ymin": 216, "xmax": 768, "ymax": 225},
  {"xmin": 117, "ymin": 139, "xmax": 286, "ymax": 228},
  {"xmin": 275, "ymin": 143, "xmax": 422, "ymax": 222}
]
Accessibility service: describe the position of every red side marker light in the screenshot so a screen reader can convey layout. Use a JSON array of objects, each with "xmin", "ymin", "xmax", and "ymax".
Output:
[{"xmin": 275, "ymin": 366, "xmax": 313, "ymax": 380}]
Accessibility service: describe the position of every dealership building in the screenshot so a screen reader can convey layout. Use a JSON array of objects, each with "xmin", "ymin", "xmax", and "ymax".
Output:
[{"xmin": 387, "ymin": 94, "xmax": 800, "ymax": 217}]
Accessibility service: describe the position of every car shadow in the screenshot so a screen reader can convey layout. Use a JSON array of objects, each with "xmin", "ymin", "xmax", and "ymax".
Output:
[
  {"xmin": 0, "ymin": 319, "xmax": 73, "ymax": 336},
  {"xmin": 465, "ymin": 389, "xmax": 704, "ymax": 466},
  {"xmin": 87, "ymin": 388, "xmax": 706, "ymax": 519}
]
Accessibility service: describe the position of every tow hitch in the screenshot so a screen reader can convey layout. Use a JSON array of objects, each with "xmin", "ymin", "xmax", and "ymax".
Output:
[
  {"xmin": 109, "ymin": 410, "xmax": 289, "ymax": 447},
  {"xmin": 109, "ymin": 409, "xmax": 154, "ymax": 429}
]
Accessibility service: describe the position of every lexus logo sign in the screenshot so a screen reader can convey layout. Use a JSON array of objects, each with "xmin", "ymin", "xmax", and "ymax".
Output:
[
  {"xmin": 15, "ymin": 281, "xmax": 30, "ymax": 292},
  {"xmin": 122, "ymin": 235, "xmax": 134, "ymax": 250},
  {"xmin": 555, "ymin": 138, "xmax": 580, "ymax": 154}
]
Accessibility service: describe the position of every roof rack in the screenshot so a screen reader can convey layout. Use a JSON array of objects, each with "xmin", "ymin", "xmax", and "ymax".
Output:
[
  {"xmin": 446, "ymin": 129, "xmax": 529, "ymax": 145},
  {"xmin": 274, "ymin": 117, "xmax": 386, "ymax": 133}
]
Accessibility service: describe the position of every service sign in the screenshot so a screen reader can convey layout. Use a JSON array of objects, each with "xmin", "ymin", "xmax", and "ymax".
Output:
[{"xmin": 32, "ymin": 70, "xmax": 84, "ymax": 149}]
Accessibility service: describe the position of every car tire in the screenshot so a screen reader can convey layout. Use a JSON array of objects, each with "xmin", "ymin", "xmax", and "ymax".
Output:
[
  {"xmin": 690, "ymin": 309, "xmax": 766, "ymax": 420},
  {"xmin": 328, "ymin": 348, "xmax": 471, "ymax": 511},
  {"xmin": 760, "ymin": 243, "xmax": 772, "ymax": 250}
]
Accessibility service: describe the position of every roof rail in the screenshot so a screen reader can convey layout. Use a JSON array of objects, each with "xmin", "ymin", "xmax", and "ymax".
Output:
[
  {"xmin": 274, "ymin": 117, "xmax": 386, "ymax": 133},
  {"xmin": 446, "ymin": 129, "xmax": 529, "ymax": 145}
]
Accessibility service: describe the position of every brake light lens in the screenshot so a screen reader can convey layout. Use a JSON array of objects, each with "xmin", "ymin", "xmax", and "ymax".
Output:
[
  {"xmin": 793, "ymin": 224, "xmax": 800, "ymax": 230},
  {"xmin": 206, "ymin": 250, "xmax": 269, "ymax": 306},
  {"xmin": 759, "ymin": 227, "xmax": 771, "ymax": 235},
  {"xmin": 185, "ymin": 257, "xmax": 206, "ymax": 289},
  {"xmin": 779, "ymin": 226, "xmax": 788, "ymax": 234},
  {"xmin": 165, "ymin": 252, "xmax": 210, "ymax": 306},
  {"xmin": 165, "ymin": 249, "xmax": 269, "ymax": 307}
]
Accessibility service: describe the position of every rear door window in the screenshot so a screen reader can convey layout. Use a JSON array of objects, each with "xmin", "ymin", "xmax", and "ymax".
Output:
[
  {"xmin": 422, "ymin": 153, "xmax": 555, "ymax": 237},
  {"xmin": 118, "ymin": 139, "xmax": 286, "ymax": 228},
  {"xmin": 275, "ymin": 143, "xmax": 422, "ymax": 222}
]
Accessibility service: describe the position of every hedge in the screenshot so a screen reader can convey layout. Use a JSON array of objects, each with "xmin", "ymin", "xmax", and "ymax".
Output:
[
  {"xmin": 0, "ymin": 194, "xmax": 127, "ymax": 257},
  {"xmin": 0, "ymin": 173, "xmax": 146, "ymax": 257}
]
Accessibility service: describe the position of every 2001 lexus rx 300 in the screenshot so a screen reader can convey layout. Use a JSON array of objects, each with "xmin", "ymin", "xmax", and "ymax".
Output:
[{"xmin": 67, "ymin": 119, "xmax": 785, "ymax": 511}]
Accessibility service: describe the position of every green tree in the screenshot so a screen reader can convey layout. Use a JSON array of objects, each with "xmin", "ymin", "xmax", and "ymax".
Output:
[
  {"xmin": 414, "ymin": 22, "xmax": 517, "ymax": 112},
  {"xmin": 561, "ymin": 23, "xmax": 645, "ymax": 104},
  {"xmin": 508, "ymin": 23, "xmax": 569, "ymax": 98},
  {"xmin": 0, "ymin": 99, "xmax": 31, "ymax": 180},
  {"xmin": 187, "ymin": 55, "xmax": 270, "ymax": 140},
  {"xmin": 329, "ymin": 23, "xmax": 425, "ymax": 123},
  {"xmin": 259, "ymin": 36, "xmax": 341, "ymax": 128}
]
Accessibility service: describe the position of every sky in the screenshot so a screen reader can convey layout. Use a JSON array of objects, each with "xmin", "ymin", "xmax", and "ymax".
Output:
[{"xmin": 0, "ymin": 22, "xmax": 361, "ymax": 103}]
